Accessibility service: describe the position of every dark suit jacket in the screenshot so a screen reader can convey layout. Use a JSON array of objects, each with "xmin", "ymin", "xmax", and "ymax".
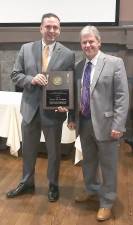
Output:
[{"xmin": 11, "ymin": 40, "xmax": 75, "ymax": 125}]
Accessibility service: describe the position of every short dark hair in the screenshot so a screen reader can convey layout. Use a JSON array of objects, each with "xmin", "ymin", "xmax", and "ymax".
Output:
[{"xmin": 41, "ymin": 13, "xmax": 60, "ymax": 24}]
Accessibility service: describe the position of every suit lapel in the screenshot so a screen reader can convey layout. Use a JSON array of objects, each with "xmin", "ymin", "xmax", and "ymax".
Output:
[
  {"xmin": 32, "ymin": 40, "xmax": 42, "ymax": 74},
  {"xmin": 76, "ymin": 60, "xmax": 85, "ymax": 79},
  {"xmin": 90, "ymin": 52, "xmax": 106, "ymax": 94},
  {"xmin": 32, "ymin": 41, "xmax": 61, "ymax": 73},
  {"xmin": 76, "ymin": 60, "xmax": 85, "ymax": 111},
  {"xmin": 47, "ymin": 42, "xmax": 61, "ymax": 70}
]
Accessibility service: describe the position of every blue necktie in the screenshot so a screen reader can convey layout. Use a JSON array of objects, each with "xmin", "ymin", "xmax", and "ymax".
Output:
[{"xmin": 81, "ymin": 62, "xmax": 92, "ymax": 118}]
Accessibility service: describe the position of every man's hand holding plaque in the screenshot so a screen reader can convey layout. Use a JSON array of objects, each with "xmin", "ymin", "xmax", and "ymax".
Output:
[
  {"xmin": 55, "ymin": 106, "xmax": 68, "ymax": 112},
  {"xmin": 31, "ymin": 73, "xmax": 48, "ymax": 86}
]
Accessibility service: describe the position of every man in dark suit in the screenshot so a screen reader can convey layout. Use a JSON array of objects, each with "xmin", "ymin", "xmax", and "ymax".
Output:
[
  {"xmin": 68, "ymin": 26, "xmax": 129, "ymax": 220},
  {"xmin": 6, "ymin": 13, "xmax": 75, "ymax": 202}
]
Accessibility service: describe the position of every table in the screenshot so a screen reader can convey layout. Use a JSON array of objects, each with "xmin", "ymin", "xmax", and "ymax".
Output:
[{"xmin": 0, "ymin": 91, "xmax": 76, "ymax": 157}]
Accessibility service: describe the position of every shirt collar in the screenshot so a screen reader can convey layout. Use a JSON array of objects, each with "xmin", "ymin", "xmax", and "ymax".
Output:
[
  {"xmin": 86, "ymin": 50, "xmax": 101, "ymax": 66},
  {"xmin": 42, "ymin": 40, "xmax": 56, "ymax": 53}
]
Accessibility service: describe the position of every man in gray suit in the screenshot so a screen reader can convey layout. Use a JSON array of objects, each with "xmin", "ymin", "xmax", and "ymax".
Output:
[
  {"xmin": 68, "ymin": 26, "xmax": 129, "ymax": 220},
  {"xmin": 7, "ymin": 13, "xmax": 75, "ymax": 202}
]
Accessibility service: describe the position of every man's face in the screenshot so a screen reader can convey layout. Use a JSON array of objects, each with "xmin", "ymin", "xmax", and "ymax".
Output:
[
  {"xmin": 81, "ymin": 33, "xmax": 101, "ymax": 60},
  {"xmin": 40, "ymin": 17, "xmax": 61, "ymax": 44}
]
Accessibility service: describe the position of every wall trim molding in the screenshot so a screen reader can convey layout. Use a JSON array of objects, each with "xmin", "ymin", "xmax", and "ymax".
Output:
[{"xmin": 0, "ymin": 25, "xmax": 133, "ymax": 49}]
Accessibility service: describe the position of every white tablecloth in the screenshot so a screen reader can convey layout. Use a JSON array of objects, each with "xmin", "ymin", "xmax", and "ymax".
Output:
[
  {"xmin": 0, "ymin": 91, "xmax": 76, "ymax": 157},
  {"xmin": 74, "ymin": 135, "xmax": 83, "ymax": 164}
]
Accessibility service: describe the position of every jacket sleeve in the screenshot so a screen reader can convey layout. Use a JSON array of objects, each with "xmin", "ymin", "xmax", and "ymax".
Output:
[
  {"xmin": 10, "ymin": 45, "xmax": 34, "ymax": 91},
  {"xmin": 112, "ymin": 58, "xmax": 129, "ymax": 131}
]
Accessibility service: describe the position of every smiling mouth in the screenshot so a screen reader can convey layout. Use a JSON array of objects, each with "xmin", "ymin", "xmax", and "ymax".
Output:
[{"xmin": 48, "ymin": 35, "xmax": 56, "ymax": 38}]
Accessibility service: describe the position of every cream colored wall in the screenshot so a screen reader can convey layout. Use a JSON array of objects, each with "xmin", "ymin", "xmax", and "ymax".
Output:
[{"xmin": 120, "ymin": 0, "xmax": 133, "ymax": 23}]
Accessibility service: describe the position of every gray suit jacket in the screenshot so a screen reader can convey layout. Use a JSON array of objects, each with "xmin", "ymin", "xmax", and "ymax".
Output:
[
  {"xmin": 75, "ymin": 52, "xmax": 129, "ymax": 140},
  {"xmin": 11, "ymin": 41, "xmax": 75, "ymax": 125}
]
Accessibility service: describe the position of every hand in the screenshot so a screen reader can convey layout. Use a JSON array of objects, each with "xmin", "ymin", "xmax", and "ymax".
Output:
[
  {"xmin": 31, "ymin": 73, "xmax": 48, "ymax": 86},
  {"xmin": 55, "ymin": 106, "xmax": 68, "ymax": 112},
  {"xmin": 111, "ymin": 130, "xmax": 123, "ymax": 139},
  {"xmin": 67, "ymin": 122, "xmax": 76, "ymax": 130}
]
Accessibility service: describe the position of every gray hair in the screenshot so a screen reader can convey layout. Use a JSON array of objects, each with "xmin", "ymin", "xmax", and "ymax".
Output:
[{"xmin": 80, "ymin": 26, "xmax": 101, "ymax": 42}]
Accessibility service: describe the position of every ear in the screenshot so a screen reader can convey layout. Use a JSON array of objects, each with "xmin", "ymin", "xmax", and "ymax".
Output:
[{"xmin": 98, "ymin": 41, "xmax": 101, "ymax": 48}]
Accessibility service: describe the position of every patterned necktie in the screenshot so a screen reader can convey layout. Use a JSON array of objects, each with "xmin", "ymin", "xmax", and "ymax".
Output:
[
  {"xmin": 81, "ymin": 62, "xmax": 92, "ymax": 118},
  {"xmin": 42, "ymin": 45, "xmax": 49, "ymax": 72}
]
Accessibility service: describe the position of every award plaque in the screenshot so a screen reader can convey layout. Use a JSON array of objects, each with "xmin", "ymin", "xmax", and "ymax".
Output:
[{"xmin": 43, "ymin": 71, "xmax": 74, "ymax": 110}]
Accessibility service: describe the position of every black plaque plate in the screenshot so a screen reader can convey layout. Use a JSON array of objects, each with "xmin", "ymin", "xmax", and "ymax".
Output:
[{"xmin": 43, "ymin": 71, "xmax": 74, "ymax": 109}]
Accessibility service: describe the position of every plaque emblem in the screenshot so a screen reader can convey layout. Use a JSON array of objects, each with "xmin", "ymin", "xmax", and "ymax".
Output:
[{"xmin": 52, "ymin": 76, "xmax": 62, "ymax": 86}]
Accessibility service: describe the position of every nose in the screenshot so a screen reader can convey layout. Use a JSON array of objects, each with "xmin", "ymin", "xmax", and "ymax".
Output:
[
  {"xmin": 49, "ymin": 27, "xmax": 54, "ymax": 32},
  {"xmin": 86, "ymin": 42, "xmax": 90, "ymax": 47}
]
